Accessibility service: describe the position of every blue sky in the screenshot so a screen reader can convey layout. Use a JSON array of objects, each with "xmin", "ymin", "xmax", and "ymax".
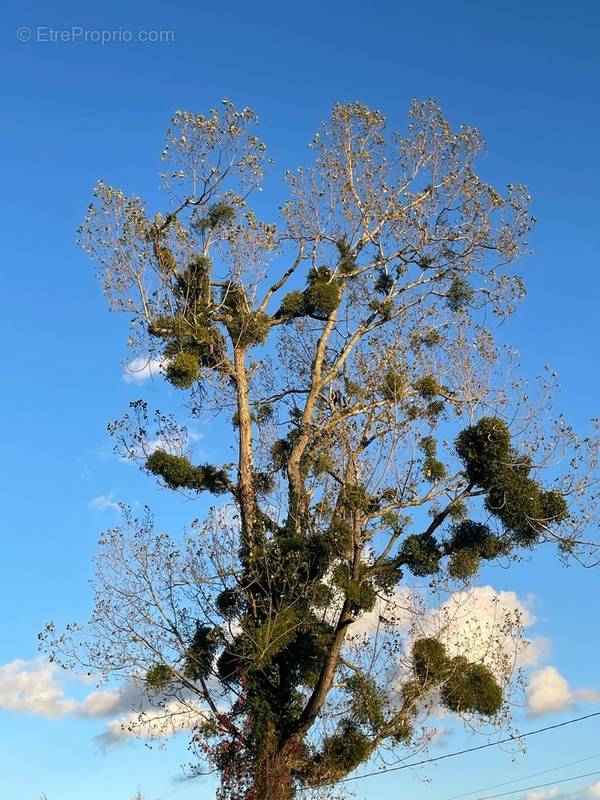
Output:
[{"xmin": 1, "ymin": 1, "xmax": 600, "ymax": 798}]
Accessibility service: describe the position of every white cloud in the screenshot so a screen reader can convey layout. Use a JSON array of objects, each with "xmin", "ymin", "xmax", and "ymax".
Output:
[
  {"xmin": 432, "ymin": 586, "xmax": 534, "ymax": 662},
  {"xmin": 349, "ymin": 585, "xmax": 600, "ymax": 719},
  {"xmin": 520, "ymin": 782, "xmax": 600, "ymax": 800},
  {"xmin": 0, "ymin": 658, "xmax": 126, "ymax": 719},
  {"xmin": 79, "ymin": 687, "xmax": 128, "ymax": 718},
  {"xmin": 0, "ymin": 658, "xmax": 78, "ymax": 718},
  {"xmin": 524, "ymin": 788, "xmax": 562, "ymax": 800},
  {"xmin": 347, "ymin": 585, "xmax": 545, "ymax": 680},
  {"xmin": 527, "ymin": 667, "xmax": 573, "ymax": 716},
  {"xmin": 89, "ymin": 493, "xmax": 121, "ymax": 512},
  {"xmin": 96, "ymin": 700, "xmax": 208, "ymax": 749},
  {"xmin": 519, "ymin": 635, "xmax": 551, "ymax": 668},
  {"xmin": 123, "ymin": 356, "xmax": 164, "ymax": 383},
  {"xmin": 526, "ymin": 666, "xmax": 600, "ymax": 717},
  {"xmin": 0, "ymin": 658, "xmax": 208, "ymax": 749}
]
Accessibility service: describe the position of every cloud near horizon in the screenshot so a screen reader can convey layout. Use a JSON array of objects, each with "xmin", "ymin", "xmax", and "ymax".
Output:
[
  {"xmin": 526, "ymin": 665, "xmax": 600, "ymax": 717},
  {"xmin": 96, "ymin": 700, "xmax": 208, "ymax": 750},
  {"xmin": 0, "ymin": 658, "xmax": 128, "ymax": 719},
  {"xmin": 521, "ymin": 781, "xmax": 600, "ymax": 800},
  {"xmin": 0, "ymin": 657, "xmax": 209, "ymax": 749}
]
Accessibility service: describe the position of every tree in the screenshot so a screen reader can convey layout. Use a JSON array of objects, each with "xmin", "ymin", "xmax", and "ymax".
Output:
[{"xmin": 43, "ymin": 100, "xmax": 600, "ymax": 800}]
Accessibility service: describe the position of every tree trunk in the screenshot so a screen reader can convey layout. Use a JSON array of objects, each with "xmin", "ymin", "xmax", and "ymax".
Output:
[
  {"xmin": 233, "ymin": 346, "xmax": 257, "ymax": 540},
  {"xmin": 250, "ymin": 752, "xmax": 295, "ymax": 800},
  {"xmin": 250, "ymin": 772, "xmax": 294, "ymax": 800}
]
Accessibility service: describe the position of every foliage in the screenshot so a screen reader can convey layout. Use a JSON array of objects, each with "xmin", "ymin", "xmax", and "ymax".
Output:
[
  {"xmin": 184, "ymin": 624, "xmax": 221, "ymax": 680},
  {"xmin": 441, "ymin": 658, "xmax": 503, "ymax": 716},
  {"xmin": 399, "ymin": 533, "xmax": 443, "ymax": 576},
  {"xmin": 275, "ymin": 268, "xmax": 342, "ymax": 322},
  {"xmin": 456, "ymin": 417, "xmax": 570, "ymax": 545},
  {"xmin": 307, "ymin": 720, "xmax": 373, "ymax": 784},
  {"xmin": 446, "ymin": 276, "xmax": 474, "ymax": 312},
  {"xmin": 145, "ymin": 450, "xmax": 229, "ymax": 494},
  {"xmin": 146, "ymin": 663, "xmax": 172, "ymax": 692},
  {"xmin": 165, "ymin": 351, "xmax": 200, "ymax": 388},
  {"xmin": 413, "ymin": 639, "xmax": 503, "ymax": 715},
  {"xmin": 303, "ymin": 268, "xmax": 342, "ymax": 318}
]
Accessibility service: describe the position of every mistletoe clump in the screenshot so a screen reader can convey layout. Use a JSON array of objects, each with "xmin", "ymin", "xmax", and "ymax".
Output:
[
  {"xmin": 146, "ymin": 662, "xmax": 172, "ymax": 692},
  {"xmin": 275, "ymin": 290, "xmax": 306, "ymax": 321},
  {"xmin": 222, "ymin": 282, "xmax": 272, "ymax": 348},
  {"xmin": 145, "ymin": 450, "xmax": 229, "ymax": 494},
  {"xmin": 446, "ymin": 520, "xmax": 506, "ymax": 579},
  {"xmin": 399, "ymin": 533, "xmax": 442, "ymax": 576},
  {"xmin": 216, "ymin": 588, "xmax": 243, "ymax": 619},
  {"xmin": 335, "ymin": 237, "xmax": 357, "ymax": 274},
  {"xmin": 276, "ymin": 268, "xmax": 342, "ymax": 322},
  {"xmin": 193, "ymin": 201, "xmax": 236, "ymax": 232},
  {"xmin": 441, "ymin": 657, "xmax": 503, "ymax": 715},
  {"xmin": 147, "ymin": 255, "xmax": 228, "ymax": 383},
  {"xmin": 447, "ymin": 548, "xmax": 481, "ymax": 580},
  {"xmin": 304, "ymin": 268, "xmax": 342, "ymax": 317},
  {"xmin": 380, "ymin": 370, "xmax": 405, "ymax": 402},
  {"xmin": 343, "ymin": 673, "xmax": 385, "ymax": 731},
  {"xmin": 333, "ymin": 564, "xmax": 377, "ymax": 613},
  {"xmin": 175, "ymin": 255, "xmax": 212, "ymax": 307},
  {"xmin": 455, "ymin": 417, "xmax": 511, "ymax": 486},
  {"xmin": 184, "ymin": 624, "xmax": 221, "ymax": 680},
  {"xmin": 420, "ymin": 436, "xmax": 446, "ymax": 481},
  {"xmin": 338, "ymin": 482, "xmax": 377, "ymax": 514},
  {"xmin": 163, "ymin": 324, "xmax": 226, "ymax": 380},
  {"xmin": 165, "ymin": 351, "xmax": 200, "ymax": 388},
  {"xmin": 149, "ymin": 231, "xmax": 177, "ymax": 272},
  {"xmin": 412, "ymin": 638, "xmax": 502, "ymax": 716},
  {"xmin": 413, "ymin": 637, "xmax": 449, "ymax": 684},
  {"xmin": 456, "ymin": 417, "xmax": 569, "ymax": 544},
  {"xmin": 306, "ymin": 720, "xmax": 373, "ymax": 784},
  {"xmin": 414, "ymin": 375, "xmax": 442, "ymax": 399},
  {"xmin": 446, "ymin": 276, "xmax": 474, "ymax": 312},
  {"xmin": 374, "ymin": 268, "xmax": 395, "ymax": 294},
  {"xmin": 487, "ymin": 478, "xmax": 569, "ymax": 546}
]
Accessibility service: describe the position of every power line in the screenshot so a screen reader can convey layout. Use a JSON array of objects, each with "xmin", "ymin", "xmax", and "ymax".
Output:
[
  {"xmin": 341, "ymin": 710, "xmax": 600, "ymax": 784},
  {"xmin": 473, "ymin": 768, "xmax": 600, "ymax": 800},
  {"xmin": 447, "ymin": 752, "xmax": 600, "ymax": 800}
]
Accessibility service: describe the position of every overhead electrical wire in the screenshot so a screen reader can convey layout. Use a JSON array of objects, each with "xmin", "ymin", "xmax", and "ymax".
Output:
[
  {"xmin": 471, "ymin": 768, "xmax": 600, "ymax": 800},
  {"xmin": 447, "ymin": 752, "xmax": 600, "ymax": 800},
  {"xmin": 341, "ymin": 711, "xmax": 600, "ymax": 784}
]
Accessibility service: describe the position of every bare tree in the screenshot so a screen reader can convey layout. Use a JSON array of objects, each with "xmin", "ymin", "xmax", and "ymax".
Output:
[{"xmin": 43, "ymin": 99, "xmax": 600, "ymax": 800}]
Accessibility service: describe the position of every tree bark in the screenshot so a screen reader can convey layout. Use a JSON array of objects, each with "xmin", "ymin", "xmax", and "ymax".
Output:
[
  {"xmin": 233, "ymin": 346, "xmax": 257, "ymax": 542},
  {"xmin": 249, "ymin": 749, "xmax": 296, "ymax": 800},
  {"xmin": 286, "ymin": 311, "xmax": 338, "ymax": 535}
]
